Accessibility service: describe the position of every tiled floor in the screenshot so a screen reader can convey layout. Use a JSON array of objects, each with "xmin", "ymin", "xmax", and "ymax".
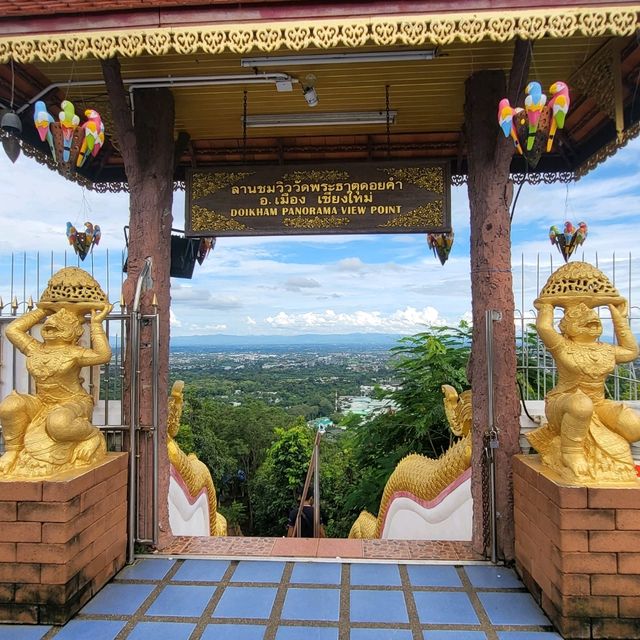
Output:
[{"xmin": 0, "ymin": 558, "xmax": 562, "ymax": 640}]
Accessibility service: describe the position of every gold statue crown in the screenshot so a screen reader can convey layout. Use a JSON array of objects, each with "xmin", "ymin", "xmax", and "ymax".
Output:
[
  {"xmin": 40, "ymin": 267, "xmax": 108, "ymax": 304},
  {"xmin": 539, "ymin": 261, "xmax": 619, "ymax": 298}
]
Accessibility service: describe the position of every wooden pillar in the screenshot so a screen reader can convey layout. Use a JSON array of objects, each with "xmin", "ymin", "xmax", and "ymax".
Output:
[
  {"xmin": 464, "ymin": 40, "xmax": 530, "ymax": 561},
  {"xmin": 102, "ymin": 58, "xmax": 174, "ymax": 547}
]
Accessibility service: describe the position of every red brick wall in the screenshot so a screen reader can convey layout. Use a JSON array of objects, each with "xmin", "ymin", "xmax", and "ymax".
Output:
[
  {"xmin": 0, "ymin": 453, "xmax": 128, "ymax": 625},
  {"xmin": 514, "ymin": 455, "xmax": 640, "ymax": 640}
]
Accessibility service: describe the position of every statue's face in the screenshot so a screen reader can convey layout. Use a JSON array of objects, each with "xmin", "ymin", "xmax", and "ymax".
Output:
[
  {"xmin": 41, "ymin": 310, "xmax": 82, "ymax": 344},
  {"xmin": 563, "ymin": 305, "xmax": 602, "ymax": 342}
]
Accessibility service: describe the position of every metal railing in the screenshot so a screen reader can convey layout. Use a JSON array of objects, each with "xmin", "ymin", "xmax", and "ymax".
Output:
[{"xmin": 0, "ymin": 249, "xmax": 159, "ymax": 560}]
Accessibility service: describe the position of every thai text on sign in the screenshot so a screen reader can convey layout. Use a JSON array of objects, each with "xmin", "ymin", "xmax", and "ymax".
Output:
[{"xmin": 185, "ymin": 162, "xmax": 451, "ymax": 237}]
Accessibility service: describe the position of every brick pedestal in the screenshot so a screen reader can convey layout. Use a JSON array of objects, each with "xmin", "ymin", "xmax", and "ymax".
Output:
[
  {"xmin": 514, "ymin": 455, "xmax": 640, "ymax": 639},
  {"xmin": 0, "ymin": 452, "xmax": 128, "ymax": 624}
]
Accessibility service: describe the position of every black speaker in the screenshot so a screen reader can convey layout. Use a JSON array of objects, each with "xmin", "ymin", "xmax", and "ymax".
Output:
[
  {"xmin": 170, "ymin": 235, "xmax": 200, "ymax": 279},
  {"xmin": 122, "ymin": 235, "xmax": 200, "ymax": 279}
]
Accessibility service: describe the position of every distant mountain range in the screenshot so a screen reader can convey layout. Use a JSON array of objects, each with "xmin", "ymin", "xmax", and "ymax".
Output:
[{"xmin": 170, "ymin": 333, "xmax": 401, "ymax": 347}]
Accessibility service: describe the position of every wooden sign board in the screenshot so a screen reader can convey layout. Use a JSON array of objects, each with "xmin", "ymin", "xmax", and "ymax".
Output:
[{"xmin": 185, "ymin": 161, "xmax": 451, "ymax": 237}]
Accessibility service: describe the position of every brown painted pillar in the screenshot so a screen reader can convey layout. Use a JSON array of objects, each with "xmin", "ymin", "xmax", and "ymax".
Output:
[
  {"xmin": 464, "ymin": 40, "xmax": 530, "ymax": 561},
  {"xmin": 102, "ymin": 58, "xmax": 174, "ymax": 548}
]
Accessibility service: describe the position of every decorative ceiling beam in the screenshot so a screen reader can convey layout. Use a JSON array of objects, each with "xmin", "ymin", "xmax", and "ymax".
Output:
[{"xmin": 0, "ymin": 7, "xmax": 638, "ymax": 63}]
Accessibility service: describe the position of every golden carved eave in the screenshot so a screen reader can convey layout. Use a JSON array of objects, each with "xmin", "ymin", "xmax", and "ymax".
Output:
[{"xmin": 0, "ymin": 7, "xmax": 638, "ymax": 63}]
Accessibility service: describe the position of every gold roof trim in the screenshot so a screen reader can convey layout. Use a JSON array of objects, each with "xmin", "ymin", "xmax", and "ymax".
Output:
[{"xmin": 0, "ymin": 7, "xmax": 638, "ymax": 63}]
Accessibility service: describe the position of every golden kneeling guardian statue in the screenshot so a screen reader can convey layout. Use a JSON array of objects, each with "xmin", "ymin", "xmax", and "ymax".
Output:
[
  {"xmin": 0, "ymin": 267, "xmax": 112, "ymax": 478},
  {"xmin": 527, "ymin": 261, "xmax": 640, "ymax": 483}
]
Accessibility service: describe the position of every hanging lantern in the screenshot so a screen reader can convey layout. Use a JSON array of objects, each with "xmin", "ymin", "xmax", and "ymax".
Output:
[
  {"xmin": 1, "ymin": 110, "xmax": 22, "ymax": 163},
  {"xmin": 34, "ymin": 100, "xmax": 105, "ymax": 170},
  {"xmin": 497, "ymin": 81, "xmax": 570, "ymax": 167},
  {"xmin": 66, "ymin": 222, "xmax": 101, "ymax": 261},
  {"xmin": 427, "ymin": 231, "xmax": 454, "ymax": 265},
  {"xmin": 549, "ymin": 221, "xmax": 587, "ymax": 262}
]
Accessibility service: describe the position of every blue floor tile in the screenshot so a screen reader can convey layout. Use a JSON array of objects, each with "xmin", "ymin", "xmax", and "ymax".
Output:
[
  {"xmin": 290, "ymin": 562, "xmax": 341, "ymax": 584},
  {"xmin": 350, "ymin": 590, "xmax": 408, "ymax": 623},
  {"xmin": 80, "ymin": 583, "xmax": 156, "ymax": 615},
  {"xmin": 351, "ymin": 563, "xmax": 401, "ymax": 586},
  {"xmin": 146, "ymin": 584, "xmax": 216, "ymax": 617},
  {"xmin": 127, "ymin": 621, "xmax": 196, "ymax": 640},
  {"xmin": 465, "ymin": 566, "xmax": 523, "ymax": 589},
  {"xmin": 413, "ymin": 591, "xmax": 479, "ymax": 625},
  {"xmin": 212, "ymin": 586, "xmax": 277, "ymax": 619},
  {"xmin": 172, "ymin": 559, "xmax": 230, "ymax": 582},
  {"xmin": 0, "ymin": 626, "xmax": 51, "ymax": 640},
  {"xmin": 351, "ymin": 630, "xmax": 413, "ymax": 640},
  {"xmin": 51, "ymin": 620, "xmax": 126, "ymax": 640},
  {"xmin": 277, "ymin": 627, "xmax": 339, "ymax": 640},
  {"xmin": 282, "ymin": 587, "xmax": 340, "ymax": 621},
  {"xmin": 201, "ymin": 624, "xmax": 266, "ymax": 640},
  {"xmin": 407, "ymin": 564, "xmax": 462, "ymax": 587},
  {"xmin": 231, "ymin": 561, "xmax": 285, "ymax": 583},
  {"xmin": 479, "ymin": 592, "xmax": 550, "ymax": 626},
  {"xmin": 116, "ymin": 558, "xmax": 175, "ymax": 581},
  {"xmin": 424, "ymin": 632, "xmax": 487, "ymax": 640},
  {"xmin": 497, "ymin": 633, "xmax": 562, "ymax": 639}
]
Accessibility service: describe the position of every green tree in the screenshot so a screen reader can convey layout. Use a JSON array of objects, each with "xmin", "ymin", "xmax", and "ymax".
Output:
[
  {"xmin": 251, "ymin": 422, "xmax": 314, "ymax": 537},
  {"xmin": 344, "ymin": 324, "xmax": 471, "ymax": 514}
]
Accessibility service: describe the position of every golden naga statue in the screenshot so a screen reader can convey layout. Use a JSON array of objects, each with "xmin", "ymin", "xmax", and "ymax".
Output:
[
  {"xmin": 349, "ymin": 384, "xmax": 472, "ymax": 539},
  {"xmin": 0, "ymin": 267, "xmax": 112, "ymax": 478},
  {"xmin": 167, "ymin": 380, "xmax": 227, "ymax": 536},
  {"xmin": 528, "ymin": 261, "xmax": 640, "ymax": 483}
]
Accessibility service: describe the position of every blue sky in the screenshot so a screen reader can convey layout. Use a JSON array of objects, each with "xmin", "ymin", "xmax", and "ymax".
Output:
[{"xmin": 0, "ymin": 137, "xmax": 639, "ymax": 336}]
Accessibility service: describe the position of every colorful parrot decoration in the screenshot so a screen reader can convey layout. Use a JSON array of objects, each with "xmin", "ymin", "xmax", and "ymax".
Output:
[
  {"xmin": 427, "ymin": 231, "xmax": 454, "ymax": 265},
  {"xmin": 549, "ymin": 220, "xmax": 587, "ymax": 262},
  {"xmin": 546, "ymin": 81, "xmax": 570, "ymax": 152},
  {"xmin": 497, "ymin": 98, "xmax": 523, "ymax": 155},
  {"xmin": 66, "ymin": 221, "xmax": 101, "ymax": 261},
  {"xmin": 59, "ymin": 100, "xmax": 80, "ymax": 163},
  {"xmin": 497, "ymin": 80, "xmax": 570, "ymax": 161},
  {"xmin": 34, "ymin": 100, "xmax": 105, "ymax": 169},
  {"xmin": 196, "ymin": 237, "xmax": 216, "ymax": 265},
  {"xmin": 524, "ymin": 82, "xmax": 547, "ymax": 151},
  {"xmin": 33, "ymin": 101, "xmax": 56, "ymax": 162},
  {"xmin": 77, "ymin": 110, "xmax": 105, "ymax": 167}
]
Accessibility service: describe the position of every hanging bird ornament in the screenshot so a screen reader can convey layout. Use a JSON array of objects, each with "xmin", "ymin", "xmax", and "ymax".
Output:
[
  {"xmin": 524, "ymin": 82, "xmax": 547, "ymax": 151},
  {"xmin": 196, "ymin": 237, "xmax": 216, "ymax": 265},
  {"xmin": 549, "ymin": 221, "xmax": 587, "ymax": 262},
  {"xmin": 77, "ymin": 110, "xmax": 105, "ymax": 167},
  {"xmin": 497, "ymin": 80, "xmax": 569, "ymax": 166},
  {"xmin": 34, "ymin": 100, "xmax": 105, "ymax": 170},
  {"xmin": 33, "ymin": 101, "xmax": 56, "ymax": 162},
  {"xmin": 66, "ymin": 221, "xmax": 101, "ymax": 261},
  {"xmin": 546, "ymin": 81, "xmax": 570, "ymax": 152},
  {"xmin": 497, "ymin": 98, "xmax": 523, "ymax": 155},
  {"xmin": 427, "ymin": 231, "xmax": 454, "ymax": 265}
]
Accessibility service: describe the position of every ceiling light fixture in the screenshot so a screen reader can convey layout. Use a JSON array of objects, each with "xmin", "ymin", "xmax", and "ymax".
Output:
[
  {"xmin": 241, "ymin": 50, "xmax": 438, "ymax": 67},
  {"xmin": 242, "ymin": 111, "xmax": 397, "ymax": 128}
]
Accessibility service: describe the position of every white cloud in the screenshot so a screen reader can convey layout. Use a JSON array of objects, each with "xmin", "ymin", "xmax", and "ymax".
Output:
[
  {"xmin": 336, "ymin": 257, "xmax": 367, "ymax": 273},
  {"xmin": 283, "ymin": 277, "xmax": 321, "ymax": 292},
  {"xmin": 265, "ymin": 306, "xmax": 446, "ymax": 333},
  {"xmin": 246, "ymin": 316, "xmax": 257, "ymax": 325},
  {"xmin": 169, "ymin": 308, "xmax": 181, "ymax": 327}
]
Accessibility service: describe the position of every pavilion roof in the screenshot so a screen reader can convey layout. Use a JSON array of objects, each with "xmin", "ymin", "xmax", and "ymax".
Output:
[{"xmin": 0, "ymin": 2, "xmax": 639, "ymax": 189}]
